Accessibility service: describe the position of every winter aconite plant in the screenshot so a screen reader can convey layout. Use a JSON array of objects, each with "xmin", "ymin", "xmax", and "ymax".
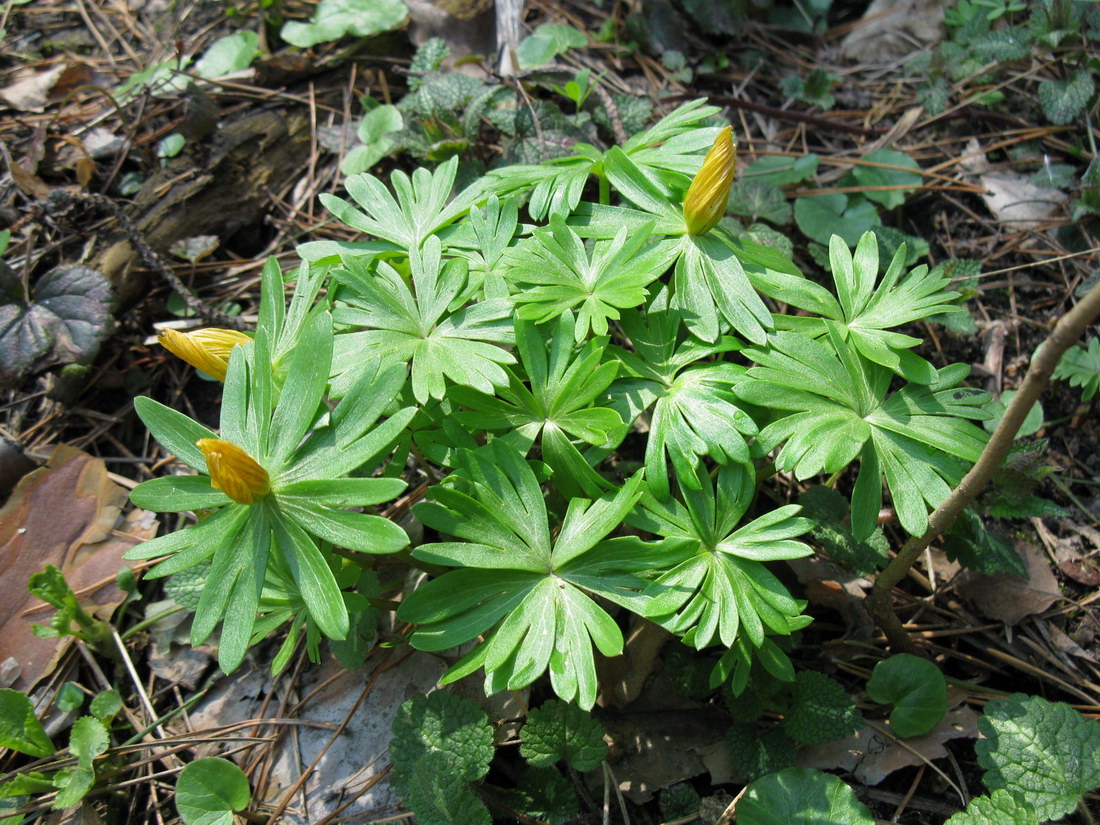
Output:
[{"xmin": 128, "ymin": 98, "xmax": 997, "ymax": 697}]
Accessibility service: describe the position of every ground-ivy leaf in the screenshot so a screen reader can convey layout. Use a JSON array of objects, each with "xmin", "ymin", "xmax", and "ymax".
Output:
[
  {"xmin": 520, "ymin": 699, "xmax": 608, "ymax": 771},
  {"xmin": 1038, "ymin": 70, "xmax": 1095, "ymax": 126},
  {"xmin": 976, "ymin": 693, "xmax": 1100, "ymax": 821},
  {"xmin": 945, "ymin": 789, "xmax": 1035, "ymax": 825},
  {"xmin": 782, "ymin": 670, "xmax": 860, "ymax": 745},
  {"xmin": 0, "ymin": 263, "xmax": 113, "ymax": 387},
  {"xmin": 280, "ymin": 0, "xmax": 407, "ymax": 48},
  {"xmin": 727, "ymin": 725, "xmax": 797, "ymax": 782},
  {"xmin": 390, "ymin": 692, "xmax": 494, "ymax": 785}
]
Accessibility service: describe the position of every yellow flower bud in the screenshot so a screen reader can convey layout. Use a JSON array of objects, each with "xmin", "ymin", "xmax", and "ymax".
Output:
[
  {"xmin": 158, "ymin": 328, "xmax": 251, "ymax": 382},
  {"xmin": 197, "ymin": 439, "xmax": 270, "ymax": 504},
  {"xmin": 683, "ymin": 126, "xmax": 736, "ymax": 236}
]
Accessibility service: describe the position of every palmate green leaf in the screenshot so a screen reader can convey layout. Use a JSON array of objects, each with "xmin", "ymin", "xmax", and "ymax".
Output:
[
  {"xmin": 976, "ymin": 694, "xmax": 1100, "ymax": 822},
  {"xmin": 320, "ymin": 155, "xmax": 482, "ymax": 252},
  {"xmin": 399, "ymin": 443, "xmax": 659, "ymax": 708},
  {"xmin": 737, "ymin": 328, "xmax": 989, "ymax": 538},
  {"xmin": 608, "ymin": 291, "xmax": 752, "ymax": 498},
  {"xmin": 821, "ymin": 232, "xmax": 962, "ymax": 382},
  {"xmin": 130, "ymin": 321, "xmax": 411, "ymax": 674},
  {"xmin": 449, "ymin": 312, "xmax": 624, "ymax": 495},
  {"xmin": 503, "ymin": 216, "xmax": 678, "ymax": 339},
  {"xmin": 331, "ymin": 236, "xmax": 515, "ymax": 401},
  {"xmin": 673, "ymin": 233, "xmax": 774, "ymax": 344},
  {"xmin": 630, "ymin": 464, "xmax": 811, "ymax": 650},
  {"xmin": 484, "ymin": 99, "xmax": 721, "ymax": 221}
]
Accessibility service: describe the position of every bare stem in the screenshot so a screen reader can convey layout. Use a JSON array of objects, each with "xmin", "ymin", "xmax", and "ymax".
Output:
[{"xmin": 868, "ymin": 280, "xmax": 1100, "ymax": 651}]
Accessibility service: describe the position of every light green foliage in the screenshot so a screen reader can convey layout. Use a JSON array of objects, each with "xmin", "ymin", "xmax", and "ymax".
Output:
[
  {"xmin": 331, "ymin": 236, "xmax": 515, "ymax": 402},
  {"xmin": 502, "ymin": 216, "xmax": 676, "ymax": 339},
  {"xmin": 0, "ymin": 689, "xmax": 54, "ymax": 757},
  {"xmin": 945, "ymin": 788, "xmax": 1035, "ymax": 825},
  {"xmin": 341, "ymin": 104, "xmax": 403, "ymax": 176},
  {"xmin": 193, "ymin": 31, "xmax": 259, "ymax": 79},
  {"xmin": 449, "ymin": 312, "xmax": 624, "ymax": 497},
  {"xmin": 727, "ymin": 725, "xmax": 797, "ymax": 782},
  {"xmin": 610, "ymin": 288, "xmax": 753, "ymax": 498},
  {"xmin": 390, "ymin": 692, "xmax": 494, "ymax": 825},
  {"xmin": 982, "ymin": 389, "xmax": 1043, "ymax": 437},
  {"xmin": 866, "ymin": 654, "xmax": 947, "ymax": 737},
  {"xmin": 175, "ymin": 758, "xmax": 251, "ymax": 825},
  {"xmin": 54, "ymin": 716, "xmax": 108, "ymax": 808},
  {"xmin": 738, "ymin": 768, "xmax": 876, "ymax": 825},
  {"xmin": 781, "ymin": 671, "xmax": 860, "ymax": 745},
  {"xmin": 399, "ymin": 444, "xmax": 677, "ymax": 708},
  {"xmin": 1054, "ymin": 337, "xmax": 1100, "ymax": 402},
  {"xmin": 280, "ymin": 0, "xmax": 407, "ymax": 48},
  {"xmin": 516, "ymin": 23, "xmax": 586, "ymax": 69},
  {"xmin": 976, "ymin": 694, "xmax": 1100, "ymax": 821},
  {"xmin": 631, "ymin": 464, "xmax": 813, "ymax": 653},
  {"xmin": 27, "ymin": 565, "xmax": 112, "ymax": 649},
  {"xmin": 520, "ymin": 699, "xmax": 608, "ymax": 771},
  {"xmin": 127, "ymin": 263, "xmax": 413, "ymax": 674},
  {"xmin": 165, "ymin": 562, "xmax": 207, "ymax": 610},
  {"xmin": 131, "ymin": 97, "xmax": 1001, "ymax": 725},
  {"xmin": 798, "ymin": 486, "xmax": 888, "ymax": 574},
  {"xmin": 88, "ymin": 690, "xmax": 122, "ymax": 724},
  {"xmin": 56, "ymin": 683, "xmax": 85, "ymax": 713}
]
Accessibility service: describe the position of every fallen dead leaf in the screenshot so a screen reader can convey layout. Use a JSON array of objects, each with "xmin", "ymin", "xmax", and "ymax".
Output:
[
  {"xmin": 799, "ymin": 693, "xmax": 979, "ymax": 785},
  {"xmin": 979, "ymin": 172, "xmax": 1068, "ymax": 229},
  {"xmin": 0, "ymin": 445, "xmax": 156, "ymax": 691},
  {"xmin": 956, "ymin": 540, "xmax": 1061, "ymax": 624},
  {"xmin": 839, "ymin": 0, "xmax": 946, "ymax": 62},
  {"xmin": 0, "ymin": 65, "xmax": 66, "ymax": 111}
]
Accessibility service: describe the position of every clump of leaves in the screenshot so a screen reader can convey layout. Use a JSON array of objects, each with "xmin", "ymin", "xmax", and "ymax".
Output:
[
  {"xmin": 390, "ymin": 692, "xmax": 495, "ymax": 825},
  {"xmin": 949, "ymin": 694, "xmax": 1100, "ymax": 823}
]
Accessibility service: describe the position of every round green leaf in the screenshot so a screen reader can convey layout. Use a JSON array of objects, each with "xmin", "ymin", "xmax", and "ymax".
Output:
[
  {"xmin": 738, "ymin": 768, "xmax": 875, "ymax": 825},
  {"xmin": 176, "ymin": 758, "xmax": 251, "ymax": 825},
  {"xmin": 866, "ymin": 653, "xmax": 947, "ymax": 738},
  {"xmin": 852, "ymin": 149, "xmax": 921, "ymax": 210},
  {"xmin": 0, "ymin": 688, "xmax": 54, "ymax": 757}
]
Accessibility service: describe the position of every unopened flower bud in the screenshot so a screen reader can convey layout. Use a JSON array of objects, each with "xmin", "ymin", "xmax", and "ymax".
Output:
[
  {"xmin": 158, "ymin": 328, "xmax": 251, "ymax": 382},
  {"xmin": 683, "ymin": 126, "xmax": 736, "ymax": 236},
  {"xmin": 197, "ymin": 438, "xmax": 269, "ymax": 504}
]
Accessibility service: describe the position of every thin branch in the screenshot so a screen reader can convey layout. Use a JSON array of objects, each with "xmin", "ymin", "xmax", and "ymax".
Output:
[{"xmin": 869, "ymin": 279, "xmax": 1100, "ymax": 651}]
